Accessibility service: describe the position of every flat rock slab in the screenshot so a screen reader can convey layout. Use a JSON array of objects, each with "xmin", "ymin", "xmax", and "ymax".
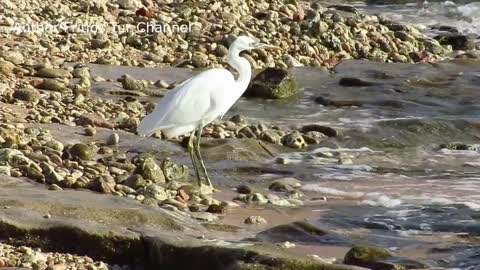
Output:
[{"xmin": 0, "ymin": 175, "xmax": 359, "ymax": 270}]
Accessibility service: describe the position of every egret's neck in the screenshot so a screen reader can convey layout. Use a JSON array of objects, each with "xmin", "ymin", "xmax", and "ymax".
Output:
[{"xmin": 227, "ymin": 48, "xmax": 252, "ymax": 92}]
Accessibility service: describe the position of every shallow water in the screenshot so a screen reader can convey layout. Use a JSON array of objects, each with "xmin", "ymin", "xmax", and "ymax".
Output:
[
  {"xmin": 325, "ymin": 0, "xmax": 480, "ymax": 36},
  {"xmin": 85, "ymin": 57, "xmax": 480, "ymax": 268}
]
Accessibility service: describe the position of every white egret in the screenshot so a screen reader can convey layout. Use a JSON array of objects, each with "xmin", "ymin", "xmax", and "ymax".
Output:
[{"xmin": 137, "ymin": 36, "xmax": 279, "ymax": 191}]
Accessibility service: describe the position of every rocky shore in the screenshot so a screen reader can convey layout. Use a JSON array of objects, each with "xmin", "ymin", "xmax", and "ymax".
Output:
[{"xmin": 0, "ymin": 0, "xmax": 478, "ymax": 269}]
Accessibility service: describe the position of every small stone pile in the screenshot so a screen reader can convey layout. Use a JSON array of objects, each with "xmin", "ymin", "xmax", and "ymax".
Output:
[
  {"xmin": 0, "ymin": 0, "xmax": 451, "ymax": 74},
  {"xmin": 0, "ymin": 243, "xmax": 129, "ymax": 270},
  {"xmin": 0, "ymin": 123, "xmax": 306, "ymax": 220}
]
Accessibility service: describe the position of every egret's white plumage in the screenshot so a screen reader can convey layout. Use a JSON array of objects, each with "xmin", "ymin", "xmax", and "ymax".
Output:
[
  {"xmin": 136, "ymin": 36, "xmax": 279, "ymax": 190},
  {"xmin": 136, "ymin": 69, "xmax": 236, "ymax": 138}
]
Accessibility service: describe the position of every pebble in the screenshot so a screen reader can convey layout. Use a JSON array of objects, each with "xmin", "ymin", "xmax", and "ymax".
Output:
[
  {"xmin": 244, "ymin": 216, "xmax": 267, "ymax": 224},
  {"xmin": 107, "ymin": 133, "xmax": 120, "ymax": 145},
  {"xmin": 85, "ymin": 127, "xmax": 97, "ymax": 136}
]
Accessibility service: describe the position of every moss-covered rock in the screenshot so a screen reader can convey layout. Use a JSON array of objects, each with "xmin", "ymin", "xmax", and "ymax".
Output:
[
  {"xmin": 68, "ymin": 143, "xmax": 95, "ymax": 161},
  {"xmin": 36, "ymin": 68, "xmax": 72, "ymax": 79},
  {"xmin": 344, "ymin": 245, "xmax": 429, "ymax": 270},
  {"xmin": 12, "ymin": 88, "xmax": 41, "ymax": 102},
  {"xmin": 245, "ymin": 68, "xmax": 297, "ymax": 99}
]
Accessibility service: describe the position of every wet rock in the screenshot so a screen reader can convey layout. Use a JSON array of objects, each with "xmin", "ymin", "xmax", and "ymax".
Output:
[
  {"xmin": 36, "ymin": 68, "xmax": 72, "ymax": 79},
  {"xmin": 76, "ymin": 113, "xmax": 114, "ymax": 129},
  {"xmin": 107, "ymin": 133, "xmax": 120, "ymax": 145},
  {"xmin": 124, "ymin": 174, "xmax": 145, "ymax": 190},
  {"xmin": 84, "ymin": 127, "xmax": 97, "ymax": 136},
  {"xmin": 237, "ymin": 193, "xmax": 268, "ymax": 205},
  {"xmin": 257, "ymin": 221, "xmax": 328, "ymax": 243},
  {"xmin": 236, "ymin": 184, "xmax": 252, "ymax": 194},
  {"xmin": 68, "ymin": 144, "xmax": 95, "ymax": 161},
  {"xmin": 38, "ymin": 79, "xmax": 67, "ymax": 92},
  {"xmin": 302, "ymin": 131, "xmax": 328, "ymax": 144},
  {"xmin": 143, "ymin": 183, "xmax": 169, "ymax": 201},
  {"xmin": 206, "ymin": 204, "xmax": 225, "ymax": 214},
  {"xmin": 269, "ymin": 178, "xmax": 302, "ymax": 192},
  {"xmin": 191, "ymin": 212, "xmax": 218, "ymax": 222},
  {"xmin": 245, "ymin": 68, "xmax": 297, "ymax": 99},
  {"xmin": 121, "ymin": 74, "xmax": 149, "ymax": 91},
  {"xmin": 440, "ymin": 143, "xmax": 479, "ymax": 151},
  {"xmin": 314, "ymin": 96, "xmax": 363, "ymax": 107},
  {"xmin": 134, "ymin": 156, "xmax": 165, "ymax": 183},
  {"xmin": 176, "ymin": 189, "xmax": 190, "ymax": 202},
  {"xmin": 259, "ymin": 130, "xmax": 282, "ymax": 144},
  {"xmin": 327, "ymin": 4, "xmax": 358, "ymax": 13},
  {"xmin": 229, "ymin": 115, "xmax": 248, "ymax": 126},
  {"xmin": 434, "ymin": 33, "xmax": 475, "ymax": 50},
  {"xmin": 244, "ymin": 216, "xmax": 267, "ymax": 224},
  {"xmin": 300, "ymin": 125, "xmax": 338, "ymax": 137},
  {"xmin": 91, "ymin": 175, "xmax": 116, "ymax": 194},
  {"xmin": 161, "ymin": 198, "xmax": 188, "ymax": 211},
  {"xmin": 339, "ymin": 77, "xmax": 378, "ymax": 87},
  {"xmin": 72, "ymin": 67, "xmax": 91, "ymax": 78},
  {"xmin": 161, "ymin": 158, "xmax": 188, "ymax": 182},
  {"xmin": 282, "ymin": 131, "xmax": 307, "ymax": 149},
  {"xmin": 344, "ymin": 246, "xmax": 428, "ymax": 270},
  {"xmin": 45, "ymin": 140, "xmax": 64, "ymax": 152},
  {"xmin": 12, "ymin": 88, "xmax": 41, "ymax": 102},
  {"xmin": 238, "ymin": 127, "xmax": 256, "ymax": 138}
]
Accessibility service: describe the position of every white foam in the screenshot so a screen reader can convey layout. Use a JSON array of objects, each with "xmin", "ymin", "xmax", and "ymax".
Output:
[
  {"xmin": 301, "ymin": 184, "xmax": 364, "ymax": 198},
  {"xmin": 362, "ymin": 192, "xmax": 403, "ymax": 208}
]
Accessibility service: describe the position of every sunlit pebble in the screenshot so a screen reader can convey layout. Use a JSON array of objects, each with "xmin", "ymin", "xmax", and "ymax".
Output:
[{"xmin": 278, "ymin": 241, "xmax": 295, "ymax": 248}]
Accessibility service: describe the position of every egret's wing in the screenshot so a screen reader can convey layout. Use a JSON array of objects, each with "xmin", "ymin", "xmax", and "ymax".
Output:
[{"xmin": 137, "ymin": 69, "xmax": 234, "ymax": 136}]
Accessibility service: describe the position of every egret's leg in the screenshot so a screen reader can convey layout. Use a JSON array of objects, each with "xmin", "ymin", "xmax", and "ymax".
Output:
[
  {"xmin": 187, "ymin": 132, "xmax": 201, "ymax": 187},
  {"xmin": 194, "ymin": 125, "xmax": 213, "ymax": 188}
]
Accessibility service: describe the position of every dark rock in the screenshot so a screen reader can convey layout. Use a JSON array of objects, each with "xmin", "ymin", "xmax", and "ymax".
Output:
[
  {"xmin": 281, "ymin": 131, "xmax": 307, "ymax": 149},
  {"xmin": 229, "ymin": 115, "xmax": 248, "ymax": 126},
  {"xmin": 314, "ymin": 96, "xmax": 363, "ymax": 107},
  {"xmin": 245, "ymin": 68, "xmax": 297, "ymax": 99},
  {"xmin": 327, "ymin": 4, "xmax": 357, "ymax": 13},
  {"xmin": 256, "ymin": 221, "xmax": 329, "ymax": 243},
  {"xmin": 440, "ymin": 142, "xmax": 479, "ymax": 151},
  {"xmin": 300, "ymin": 124, "xmax": 337, "ymax": 137},
  {"xmin": 432, "ymin": 25, "xmax": 459, "ymax": 33},
  {"xmin": 434, "ymin": 33, "xmax": 475, "ymax": 50},
  {"xmin": 75, "ymin": 113, "xmax": 114, "ymax": 129},
  {"xmin": 36, "ymin": 68, "xmax": 72, "ymax": 79},
  {"xmin": 37, "ymin": 79, "xmax": 67, "ymax": 92},
  {"xmin": 90, "ymin": 175, "xmax": 116, "ymax": 194},
  {"xmin": 269, "ymin": 178, "xmax": 302, "ymax": 192},
  {"xmin": 236, "ymin": 184, "xmax": 252, "ymax": 194},
  {"xmin": 124, "ymin": 174, "xmax": 146, "ymax": 189},
  {"xmin": 455, "ymin": 51, "xmax": 480, "ymax": 59},
  {"xmin": 238, "ymin": 127, "xmax": 256, "ymax": 138},
  {"xmin": 344, "ymin": 246, "xmax": 429, "ymax": 270},
  {"xmin": 12, "ymin": 88, "xmax": 41, "ymax": 102},
  {"xmin": 339, "ymin": 77, "xmax": 377, "ymax": 87},
  {"xmin": 206, "ymin": 204, "xmax": 225, "ymax": 214},
  {"xmin": 68, "ymin": 143, "xmax": 95, "ymax": 161},
  {"xmin": 259, "ymin": 130, "xmax": 282, "ymax": 144}
]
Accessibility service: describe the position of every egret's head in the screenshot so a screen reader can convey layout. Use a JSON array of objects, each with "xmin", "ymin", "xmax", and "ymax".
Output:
[{"xmin": 231, "ymin": 36, "xmax": 280, "ymax": 52}]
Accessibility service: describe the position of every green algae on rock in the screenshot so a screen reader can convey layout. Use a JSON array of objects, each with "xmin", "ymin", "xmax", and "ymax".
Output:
[
  {"xmin": 344, "ymin": 245, "xmax": 429, "ymax": 270},
  {"xmin": 245, "ymin": 68, "xmax": 298, "ymax": 99}
]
